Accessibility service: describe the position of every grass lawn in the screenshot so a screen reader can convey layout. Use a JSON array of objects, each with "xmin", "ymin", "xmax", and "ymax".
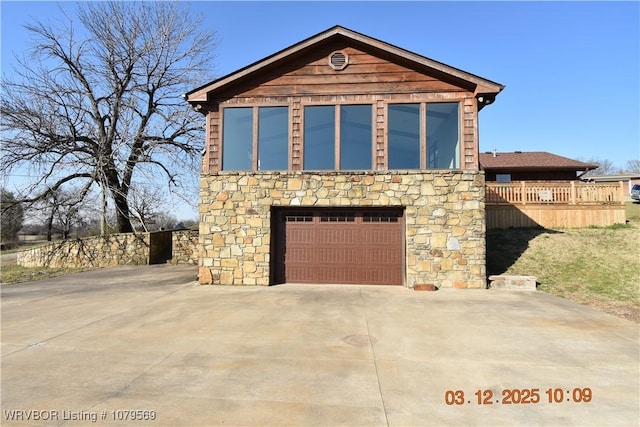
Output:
[
  {"xmin": 0, "ymin": 263, "xmax": 88, "ymax": 285},
  {"xmin": 0, "ymin": 242, "xmax": 90, "ymax": 285},
  {"xmin": 487, "ymin": 202, "xmax": 640, "ymax": 323}
]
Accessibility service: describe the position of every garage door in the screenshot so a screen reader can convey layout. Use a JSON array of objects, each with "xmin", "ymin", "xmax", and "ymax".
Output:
[{"xmin": 275, "ymin": 209, "xmax": 403, "ymax": 285}]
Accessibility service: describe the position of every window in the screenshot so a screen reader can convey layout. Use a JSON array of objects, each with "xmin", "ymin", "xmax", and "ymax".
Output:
[
  {"xmin": 388, "ymin": 102, "xmax": 460, "ymax": 170},
  {"xmin": 284, "ymin": 214, "xmax": 313, "ymax": 222},
  {"xmin": 220, "ymin": 101, "xmax": 461, "ymax": 172},
  {"xmin": 258, "ymin": 107, "xmax": 288, "ymax": 170},
  {"xmin": 303, "ymin": 104, "xmax": 372, "ymax": 170},
  {"xmin": 304, "ymin": 105, "xmax": 335, "ymax": 170},
  {"xmin": 340, "ymin": 105, "xmax": 372, "ymax": 170},
  {"xmin": 320, "ymin": 211, "xmax": 355, "ymax": 222},
  {"xmin": 496, "ymin": 174, "xmax": 511, "ymax": 183},
  {"xmin": 221, "ymin": 106, "xmax": 289, "ymax": 171},
  {"xmin": 427, "ymin": 103, "xmax": 460, "ymax": 169},
  {"xmin": 363, "ymin": 212, "xmax": 399, "ymax": 222},
  {"xmin": 222, "ymin": 107, "xmax": 253, "ymax": 171},
  {"xmin": 388, "ymin": 104, "xmax": 420, "ymax": 169}
]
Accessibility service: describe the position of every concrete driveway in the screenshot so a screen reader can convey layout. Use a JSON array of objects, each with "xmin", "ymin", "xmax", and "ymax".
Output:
[{"xmin": 1, "ymin": 265, "xmax": 638, "ymax": 426}]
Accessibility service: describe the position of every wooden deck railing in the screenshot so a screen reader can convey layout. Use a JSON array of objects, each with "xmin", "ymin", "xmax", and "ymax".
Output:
[{"xmin": 486, "ymin": 181, "xmax": 624, "ymax": 205}]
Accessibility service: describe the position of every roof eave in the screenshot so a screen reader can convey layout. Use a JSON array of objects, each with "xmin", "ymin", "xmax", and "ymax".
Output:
[{"xmin": 481, "ymin": 166, "xmax": 595, "ymax": 171}]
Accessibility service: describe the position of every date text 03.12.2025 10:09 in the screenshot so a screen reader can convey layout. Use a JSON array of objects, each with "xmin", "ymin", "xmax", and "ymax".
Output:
[{"xmin": 444, "ymin": 388, "xmax": 593, "ymax": 406}]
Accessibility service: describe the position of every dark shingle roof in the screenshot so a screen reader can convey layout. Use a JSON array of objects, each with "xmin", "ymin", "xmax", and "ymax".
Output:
[{"xmin": 479, "ymin": 151, "xmax": 597, "ymax": 171}]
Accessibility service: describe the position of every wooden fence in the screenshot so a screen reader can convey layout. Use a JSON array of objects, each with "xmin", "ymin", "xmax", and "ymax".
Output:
[{"xmin": 486, "ymin": 181, "xmax": 626, "ymax": 229}]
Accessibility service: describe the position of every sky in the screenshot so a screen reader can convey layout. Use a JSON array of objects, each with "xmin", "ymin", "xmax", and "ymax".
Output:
[{"xmin": 1, "ymin": 1, "xmax": 639, "ymax": 220}]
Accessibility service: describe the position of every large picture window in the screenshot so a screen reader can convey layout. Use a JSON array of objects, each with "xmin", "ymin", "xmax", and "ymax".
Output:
[
  {"xmin": 220, "ymin": 102, "xmax": 459, "ymax": 171},
  {"xmin": 258, "ymin": 107, "xmax": 289, "ymax": 170},
  {"xmin": 340, "ymin": 105, "xmax": 372, "ymax": 170},
  {"xmin": 221, "ymin": 106, "xmax": 289, "ymax": 171},
  {"xmin": 222, "ymin": 107, "xmax": 253, "ymax": 171},
  {"xmin": 388, "ymin": 102, "xmax": 460, "ymax": 170},
  {"xmin": 427, "ymin": 103, "xmax": 460, "ymax": 169},
  {"xmin": 304, "ymin": 105, "xmax": 335, "ymax": 170},
  {"xmin": 388, "ymin": 104, "xmax": 420, "ymax": 169},
  {"xmin": 303, "ymin": 104, "xmax": 372, "ymax": 170}
]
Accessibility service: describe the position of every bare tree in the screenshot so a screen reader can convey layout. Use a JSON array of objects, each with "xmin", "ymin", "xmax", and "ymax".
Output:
[
  {"xmin": 581, "ymin": 158, "xmax": 616, "ymax": 176},
  {"xmin": 129, "ymin": 185, "xmax": 168, "ymax": 232},
  {"xmin": 1, "ymin": 188, "xmax": 24, "ymax": 246},
  {"xmin": 153, "ymin": 212, "xmax": 178, "ymax": 231},
  {"xmin": 625, "ymin": 159, "xmax": 640, "ymax": 173},
  {"xmin": 43, "ymin": 189, "xmax": 89, "ymax": 240},
  {"xmin": 1, "ymin": 1, "xmax": 216, "ymax": 233}
]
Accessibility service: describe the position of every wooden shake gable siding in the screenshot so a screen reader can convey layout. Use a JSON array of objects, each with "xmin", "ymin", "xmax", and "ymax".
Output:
[
  {"xmin": 189, "ymin": 26, "xmax": 503, "ymax": 173},
  {"xmin": 216, "ymin": 45, "xmax": 467, "ymax": 98}
]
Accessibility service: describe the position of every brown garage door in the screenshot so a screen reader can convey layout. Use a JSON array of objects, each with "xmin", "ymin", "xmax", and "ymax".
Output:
[{"xmin": 276, "ymin": 209, "xmax": 403, "ymax": 285}]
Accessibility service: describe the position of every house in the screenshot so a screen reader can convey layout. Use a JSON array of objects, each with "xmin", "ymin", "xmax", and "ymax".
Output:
[
  {"xmin": 186, "ymin": 26, "xmax": 504, "ymax": 288},
  {"xmin": 582, "ymin": 173, "xmax": 640, "ymax": 200},
  {"xmin": 480, "ymin": 151, "xmax": 597, "ymax": 182},
  {"xmin": 482, "ymin": 152, "xmax": 625, "ymax": 228}
]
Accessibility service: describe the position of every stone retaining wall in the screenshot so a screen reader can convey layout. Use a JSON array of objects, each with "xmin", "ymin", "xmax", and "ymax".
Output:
[
  {"xmin": 199, "ymin": 170, "xmax": 486, "ymax": 288},
  {"xmin": 17, "ymin": 233, "xmax": 152, "ymax": 268},
  {"xmin": 17, "ymin": 230, "xmax": 199, "ymax": 268},
  {"xmin": 171, "ymin": 230, "xmax": 199, "ymax": 265}
]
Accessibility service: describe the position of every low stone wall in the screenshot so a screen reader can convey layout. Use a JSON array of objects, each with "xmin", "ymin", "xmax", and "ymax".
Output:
[
  {"xmin": 171, "ymin": 230, "xmax": 199, "ymax": 265},
  {"xmin": 17, "ymin": 230, "xmax": 200, "ymax": 268},
  {"xmin": 199, "ymin": 170, "xmax": 486, "ymax": 288},
  {"xmin": 17, "ymin": 233, "xmax": 151, "ymax": 268}
]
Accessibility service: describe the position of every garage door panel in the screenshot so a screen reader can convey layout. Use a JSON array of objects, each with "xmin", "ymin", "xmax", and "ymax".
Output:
[
  {"xmin": 280, "ymin": 209, "xmax": 403, "ymax": 285},
  {"xmin": 316, "ymin": 227, "xmax": 359, "ymax": 244},
  {"xmin": 359, "ymin": 227, "xmax": 401, "ymax": 245},
  {"xmin": 287, "ymin": 228, "xmax": 315, "ymax": 244},
  {"xmin": 360, "ymin": 248, "xmax": 402, "ymax": 264},
  {"xmin": 284, "ymin": 247, "xmax": 315, "ymax": 263},
  {"xmin": 318, "ymin": 247, "xmax": 360, "ymax": 264}
]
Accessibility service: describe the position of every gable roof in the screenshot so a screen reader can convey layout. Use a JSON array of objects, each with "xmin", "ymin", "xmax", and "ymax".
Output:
[
  {"xmin": 185, "ymin": 25, "xmax": 504, "ymax": 103},
  {"xmin": 479, "ymin": 151, "xmax": 597, "ymax": 171}
]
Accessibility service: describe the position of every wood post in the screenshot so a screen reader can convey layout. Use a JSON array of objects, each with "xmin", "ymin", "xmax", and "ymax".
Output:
[{"xmin": 619, "ymin": 181, "xmax": 624, "ymax": 205}]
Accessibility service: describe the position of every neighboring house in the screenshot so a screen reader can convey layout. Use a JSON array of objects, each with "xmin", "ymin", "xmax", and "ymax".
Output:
[
  {"xmin": 479, "ymin": 151, "xmax": 597, "ymax": 182},
  {"xmin": 582, "ymin": 173, "xmax": 640, "ymax": 199},
  {"xmin": 483, "ymin": 151, "xmax": 626, "ymax": 228},
  {"xmin": 186, "ymin": 26, "xmax": 503, "ymax": 288}
]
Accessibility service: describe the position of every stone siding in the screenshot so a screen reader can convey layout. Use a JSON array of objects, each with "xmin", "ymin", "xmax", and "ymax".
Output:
[
  {"xmin": 17, "ymin": 233, "xmax": 151, "ymax": 268},
  {"xmin": 171, "ymin": 230, "xmax": 199, "ymax": 265},
  {"xmin": 17, "ymin": 230, "xmax": 200, "ymax": 268},
  {"xmin": 199, "ymin": 171, "xmax": 486, "ymax": 288}
]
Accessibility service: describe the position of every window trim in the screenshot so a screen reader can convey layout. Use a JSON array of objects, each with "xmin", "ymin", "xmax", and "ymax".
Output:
[{"xmin": 385, "ymin": 100, "xmax": 462, "ymax": 170}]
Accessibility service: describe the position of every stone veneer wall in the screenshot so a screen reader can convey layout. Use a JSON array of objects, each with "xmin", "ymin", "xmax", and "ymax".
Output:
[
  {"xmin": 17, "ymin": 230, "xmax": 200, "ymax": 268},
  {"xmin": 199, "ymin": 170, "xmax": 486, "ymax": 288},
  {"xmin": 170, "ymin": 230, "xmax": 199, "ymax": 265},
  {"xmin": 17, "ymin": 233, "xmax": 151, "ymax": 268}
]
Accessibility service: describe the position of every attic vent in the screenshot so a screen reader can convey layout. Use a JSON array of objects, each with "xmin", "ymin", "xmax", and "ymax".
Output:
[{"xmin": 329, "ymin": 51, "xmax": 348, "ymax": 70}]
